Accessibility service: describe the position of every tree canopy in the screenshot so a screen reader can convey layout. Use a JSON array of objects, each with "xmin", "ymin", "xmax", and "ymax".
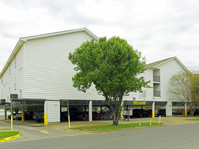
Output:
[
  {"xmin": 69, "ymin": 37, "xmax": 149, "ymax": 125},
  {"xmin": 169, "ymin": 71, "xmax": 191, "ymax": 102},
  {"xmin": 169, "ymin": 71, "xmax": 199, "ymax": 115}
]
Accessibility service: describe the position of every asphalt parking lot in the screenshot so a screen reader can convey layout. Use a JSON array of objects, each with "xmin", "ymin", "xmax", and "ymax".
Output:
[{"xmin": 0, "ymin": 116, "xmax": 199, "ymax": 143}]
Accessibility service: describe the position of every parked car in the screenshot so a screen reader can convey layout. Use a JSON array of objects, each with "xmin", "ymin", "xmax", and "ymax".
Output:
[
  {"xmin": 16, "ymin": 112, "xmax": 34, "ymax": 120},
  {"xmin": 16, "ymin": 113, "xmax": 22, "ymax": 120},
  {"xmin": 132, "ymin": 109, "xmax": 149, "ymax": 118},
  {"xmin": 157, "ymin": 109, "xmax": 166, "ymax": 117},
  {"xmin": 100, "ymin": 109, "xmax": 113, "ymax": 120},
  {"xmin": 8, "ymin": 113, "xmax": 18, "ymax": 120},
  {"xmin": 34, "ymin": 112, "xmax": 44, "ymax": 123},
  {"xmin": 146, "ymin": 110, "xmax": 152, "ymax": 117},
  {"xmin": 61, "ymin": 107, "xmax": 101, "ymax": 121},
  {"xmin": 194, "ymin": 109, "xmax": 199, "ymax": 116},
  {"xmin": 78, "ymin": 112, "xmax": 101, "ymax": 121},
  {"xmin": 60, "ymin": 107, "xmax": 85, "ymax": 121}
]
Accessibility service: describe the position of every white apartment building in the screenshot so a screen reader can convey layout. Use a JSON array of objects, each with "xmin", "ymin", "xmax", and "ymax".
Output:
[
  {"xmin": 123, "ymin": 57, "xmax": 189, "ymax": 116},
  {"xmin": 0, "ymin": 28, "xmax": 189, "ymax": 123}
]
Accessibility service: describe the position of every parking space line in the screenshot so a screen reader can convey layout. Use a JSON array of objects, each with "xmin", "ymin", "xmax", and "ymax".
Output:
[{"xmin": 40, "ymin": 131, "xmax": 48, "ymax": 134}]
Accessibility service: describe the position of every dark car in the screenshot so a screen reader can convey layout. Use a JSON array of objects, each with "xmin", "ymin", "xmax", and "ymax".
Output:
[
  {"xmin": 157, "ymin": 109, "xmax": 166, "ymax": 117},
  {"xmin": 100, "ymin": 109, "xmax": 113, "ymax": 120},
  {"xmin": 34, "ymin": 112, "xmax": 44, "ymax": 123},
  {"xmin": 146, "ymin": 110, "xmax": 152, "ymax": 117},
  {"xmin": 132, "ymin": 109, "xmax": 149, "ymax": 118},
  {"xmin": 61, "ymin": 107, "xmax": 101, "ymax": 121},
  {"xmin": 60, "ymin": 107, "xmax": 85, "ymax": 121},
  {"xmin": 78, "ymin": 112, "xmax": 101, "ymax": 121},
  {"xmin": 16, "ymin": 111, "xmax": 34, "ymax": 120},
  {"xmin": 194, "ymin": 109, "xmax": 199, "ymax": 116}
]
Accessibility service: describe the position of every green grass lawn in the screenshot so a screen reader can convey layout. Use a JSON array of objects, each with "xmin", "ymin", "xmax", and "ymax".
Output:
[
  {"xmin": 186, "ymin": 118, "xmax": 199, "ymax": 121},
  {"xmin": 71, "ymin": 122, "xmax": 163, "ymax": 131},
  {"xmin": 0, "ymin": 131, "xmax": 19, "ymax": 139},
  {"xmin": 0, "ymin": 128, "xmax": 10, "ymax": 131}
]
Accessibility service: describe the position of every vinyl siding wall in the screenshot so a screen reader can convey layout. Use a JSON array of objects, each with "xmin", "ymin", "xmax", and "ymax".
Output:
[
  {"xmin": 123, "ymin": 69, "xmax": 154, "ymax": 101},
  {"xmin": 0, "ymin": 46, "xmax": 24, "ymax": 101},
  {"xmin": 23, "ymin": 31, "xmax": 103, "ymax": 100},
  {"xmin": 123, "ymin": 59, "xmax": 186, "ymax": 102},
  {"xmin": 158, "ymin": 60, "xmax": 185, "ymax": 101}
]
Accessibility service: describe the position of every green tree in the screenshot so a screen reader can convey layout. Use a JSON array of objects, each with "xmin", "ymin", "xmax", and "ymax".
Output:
[
  {"xmin": 169, "ymin": 71, "xmax": 199, "ymax": 115},
  {"xmin": 69, "ymin": 37, "xmax": 149, "ymax": 125},
  {"xmin": 169, "ymin": 71, "xmax": 191, "ymax": 102},
  {"xmin": 190, "ymin": 72, "xmax": 199, "ymax": 115}
]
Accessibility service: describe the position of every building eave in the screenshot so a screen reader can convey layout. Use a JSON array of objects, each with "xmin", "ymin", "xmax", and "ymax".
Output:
[
  {"xmin": 0, "ymin": 28, "xmax": 99, "ymax": 79},
  {"xmin": 154, "ymin": 56, "xmax": 190, "ymax": 73},
  {"xmin": 0, "ymin": 39, "xmax": 25, "ymax": 78},
  {"xmin": 21, "ymin": 27, "xmax": 99, "ymax": 42}
]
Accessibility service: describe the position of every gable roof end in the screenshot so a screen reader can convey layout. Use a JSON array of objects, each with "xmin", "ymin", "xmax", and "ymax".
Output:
[
  {"xmin": 146, "ymin": 56, "xmax": 190, "ymax": 73},
  {"xmin": 0, "ymin": 28, "xmax": 99, "ymax": 78}
]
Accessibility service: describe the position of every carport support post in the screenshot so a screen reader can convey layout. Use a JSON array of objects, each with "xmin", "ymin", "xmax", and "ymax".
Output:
[
  {"xmin": 4, "ymin": 108, "xmax": 7, "ymax": 120},
  {"xmin": 152, "ymin": 101, "xmax": 155, "ymax": 118},
  {"xmin": 100, "ymin": 106, "xmax": 103, "ymax": 113},
  {"xmin": 67, "ymin": 100, "xmax": 71, "ymax": 128},
  {"xmin": 11, "ymin": 99, "xmax": 13, "ymax": 131},
  {"xmin": 184, "ymin": 103, "xmax": 187, "ymax": 117},
  {"xmin": 21, "ymin": 107, "xmax": 24, "ymax": 122},
  {"xmin": 44, "ymin": 101, "xmax": 48, "ymax": 126},
  {"xmin": 89, "ymin": 100, "xmax": 92, "ymax": 121}
]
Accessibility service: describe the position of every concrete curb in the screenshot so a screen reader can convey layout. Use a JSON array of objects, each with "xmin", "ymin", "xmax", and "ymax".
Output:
[{"xmin": 0, "ymin": 133, "xmax": 21, "ymax": 143}]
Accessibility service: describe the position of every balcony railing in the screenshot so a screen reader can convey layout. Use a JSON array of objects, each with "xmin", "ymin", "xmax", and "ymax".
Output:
[
  {"xmin": 154, "ymin": 91, "xmax": 161, "ymax": 97},
  {"xmin": 153, "ymin": 75, "xmax": 160, "ymax": 82}
]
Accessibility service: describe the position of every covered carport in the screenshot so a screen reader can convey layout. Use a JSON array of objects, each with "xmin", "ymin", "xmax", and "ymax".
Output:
[
  {"xmin": 2, "ymin": 99, "xmax": 45, "ymax": 122},
  {"xmin": 123, "ymin": 101, "xmax": 167, "ymax": 118},
  {"xmin": 60, "ymin": 100, "xmax": 109, "ymax": 122}
]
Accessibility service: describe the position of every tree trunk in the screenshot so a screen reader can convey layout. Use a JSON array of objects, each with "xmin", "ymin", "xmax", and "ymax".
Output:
[
  {"xmin": 113, "ymin": 120, "xmax": 118, "ymax": 125},
  {"xmin": 106, "ymin": 94, "xmax": 123, "ymax": 126},
  {"xmin": 112, "ymin": 97, "xmax": 123, "ymax": 126},
  {"xmin": 189, "ymin": 103, "xmax": 196, "ymax": 116}
]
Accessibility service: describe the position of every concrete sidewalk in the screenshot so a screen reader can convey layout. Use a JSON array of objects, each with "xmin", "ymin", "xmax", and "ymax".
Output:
[
  {"xmin": 1, "ymin": 116, "xmax": 199, "ymax": 129},
  {"xmin": 47, "ymin": 116, "xmax": 199, "ymax": 129},
  {"xmin": 0, "ymin": 119, "xmax": 91, "ymax": 143}
]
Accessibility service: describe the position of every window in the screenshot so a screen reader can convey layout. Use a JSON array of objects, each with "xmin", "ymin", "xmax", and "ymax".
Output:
[{"xmin": 14, "ymin": 83, "xmax": 16, "ymax": 90}]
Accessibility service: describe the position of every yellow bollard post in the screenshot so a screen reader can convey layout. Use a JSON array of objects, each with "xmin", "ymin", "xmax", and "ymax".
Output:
[
  {"xmin": 4, "ymin": 109, "xmax": 7, "ymax": 120},
  {"xmin": 11, "ymin": 115, "xmax": 13, "ymax": 131},
  {"xmin": 44, "ymin": 113, "xmax": 48, "ymax": 126},
  {"xmin": 21, "ymin": 107, "xmax": 24, "ymax": 122},
  {"xmin": 184, "ymin": 103, "xmax": 187, "ymax": 117},
  {"xmin": 120, "ymin": 111, "xmax": 123, "ymax": 120},
  {"xmin": 184, "ymin": 110, "xmax": 187, "ymax": 117},
  {"xmin": 150, "ymin": 120, "xmax": 151, "ymax": 126},
  {"xmin": 68, "ymin": 115, "xmax": 71, "ymax": 128},
  {"xmin": 22, "ymin": 114, "xmax": 25, "ymax": 122},
  {"xmin": 4, "ymin": 115, "xmax": 7, "ymax": 120},
  {"xmin": 159, "ymin": 116, "xmax": 161, "ymax": 124},
  {"xmin": 139, "ymin": 120, "xmax": 141, "ymax": 126}
]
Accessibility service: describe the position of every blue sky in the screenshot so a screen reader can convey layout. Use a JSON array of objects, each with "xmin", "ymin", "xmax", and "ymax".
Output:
[{"xmin": 0, "ymin": 0, "xmax": 199, "ymax": 71}]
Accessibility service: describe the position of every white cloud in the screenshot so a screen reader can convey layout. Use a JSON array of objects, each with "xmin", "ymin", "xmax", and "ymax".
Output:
[{"xmin": 0, "ymin": 0, "xmax": 199, "ymax": 71}]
